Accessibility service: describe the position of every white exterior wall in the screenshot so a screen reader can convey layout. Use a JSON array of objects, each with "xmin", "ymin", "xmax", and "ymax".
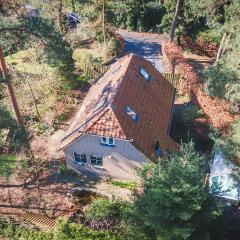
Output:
[{"xmin": 64, "ymin": 134, "xmax": 148, "ymax": 180}]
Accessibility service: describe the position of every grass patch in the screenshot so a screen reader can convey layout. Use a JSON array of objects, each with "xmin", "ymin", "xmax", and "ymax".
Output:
[
  {"xmin": 107, "ymin": 179, "xmax": 137, "ymax": 190},
  {"xmin": 6, "ymin": 49, "xmax": 52, "ymax": 75},
  {"xmin": 0, "ymin": 154, "xmax": 16, "ymax": 177}
]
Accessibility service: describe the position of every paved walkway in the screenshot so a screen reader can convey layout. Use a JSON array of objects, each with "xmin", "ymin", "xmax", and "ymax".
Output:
[{"xmin": 117, "ymin": 29, "xmax": 167, "ymax": 73}]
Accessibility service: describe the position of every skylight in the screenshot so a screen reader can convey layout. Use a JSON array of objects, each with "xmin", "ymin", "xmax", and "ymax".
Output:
[
  {"xmin": 139, "ymin": 67, "xmax": 151, "ymax": 81},
  {"xmin": 125, "ymin": 106, "xmax": 138, "ymax": 122}
]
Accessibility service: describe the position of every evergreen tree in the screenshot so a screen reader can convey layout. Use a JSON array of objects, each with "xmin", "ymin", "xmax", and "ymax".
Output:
[{"xmin": 131, "ymin": 142, "xmax": 219, "ymax": 240}]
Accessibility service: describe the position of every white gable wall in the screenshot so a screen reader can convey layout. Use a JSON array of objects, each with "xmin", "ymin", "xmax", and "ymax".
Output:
[{"xmin": 63, "ymin": 134, "xmax": 148, "ymax": 180}]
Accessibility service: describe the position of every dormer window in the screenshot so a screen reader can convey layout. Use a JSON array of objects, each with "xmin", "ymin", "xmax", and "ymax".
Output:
[
  {"xmin": 101, "ymin": 137, "xmax": 115, "ymax": 146},
  {"xmin": 139, "ymin": 67, "xmax": 151, "ymax": 81},
  {"xmin": 125, "ymin": 106, "xmax": 138, "ymax": 122}
]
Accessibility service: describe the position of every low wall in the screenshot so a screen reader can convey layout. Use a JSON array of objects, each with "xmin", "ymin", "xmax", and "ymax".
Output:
[{"xmin": 162, "ymin": 41, "xmax": 235, "ymax": 132}]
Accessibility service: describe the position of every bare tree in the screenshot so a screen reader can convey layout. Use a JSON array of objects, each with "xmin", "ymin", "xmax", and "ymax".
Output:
[
  {"xmin": 0, "ymin": 47, "xmax": 23, "ymax": 125},
  {"xmin": 169, "ymin": 0, "xmax": 184, "ymax": 43}
]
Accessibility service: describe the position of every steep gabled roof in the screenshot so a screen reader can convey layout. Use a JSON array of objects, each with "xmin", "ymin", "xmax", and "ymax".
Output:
[{"xmin": 60, "ymin": 54, "xmax": 178, "ymax": 158}]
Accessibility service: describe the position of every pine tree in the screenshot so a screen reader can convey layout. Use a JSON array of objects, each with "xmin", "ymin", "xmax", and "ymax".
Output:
[{"xmin": 131, "ymin": 142, "xmax": 219, "ymax": 240}]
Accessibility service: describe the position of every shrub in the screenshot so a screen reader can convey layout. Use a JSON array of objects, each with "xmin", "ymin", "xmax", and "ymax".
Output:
[
  {"xmin": 0, "ymin": 218, "xmax": 116, "ymax": 240},
  {"xmin": 220, "ymin": 119, "xmax": 240, "ymax": 163},
  {"xmin": 59, "ymin": 162, "xmax": 68, "ymax": 175},
  {"xmin": 73, "ymin": 48, "xmax": 101, "ymax": 69},
  {"xmin": 203, "ymin": 65, "xmax": 240, "ymax": 104},
  {"xmin": 181, "ymin": 105, "xmax": 204, "ymax": 126},
  {"xmin": 0, "ymin": 219, "xmax": 53, "ymax": 240},
  {"xmin": 0, "ymin": 154, "xmax": 16, "ymax": 177},
  {"xmin": 86, "ymin": 198, "xmax": 123, "ymax": 222},
  {"xmin": 107, "ymin": 179, "xmax": 137, "ymax": 190},
  {"xmin": 105, "ymin": 37, "xmax": 122, "ymax": 57},
  {"xmin": 198, "ymin": 29, "xmax": 221, "ymax": 44},
  {"xmin": 55, "ymin": 218, "xmax": 116, "ymax": 240}
]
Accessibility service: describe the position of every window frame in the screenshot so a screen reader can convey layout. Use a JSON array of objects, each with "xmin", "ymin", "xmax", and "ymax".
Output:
[
  {"xmin": 90, "ymin": 155, "xmax": 103, "ymax": 166},
  {"xmin": 125, "ymin": 106, "xmax": 139, "ymax": 122},
  {"xmin": 74, "ymin": 152, "xmax": 87, "ymax": 164},
  {"xmin": 139, "ymin": 67, "xmax": 152, "ymax": 81},
  {"xmin": 101, "ymin": 137, "xmax": 115, "ymax": 146}
]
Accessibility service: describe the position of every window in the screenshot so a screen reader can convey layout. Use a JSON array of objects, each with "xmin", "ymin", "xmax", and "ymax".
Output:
[
  {"xmin": 125, "ymin": 106, "xmax": 138, "ymax": 122},
  {"xmin": 139, "ymin": 67, "xmax": 151, "ymax": 81},
  {"xmin": 101, "ymin": 137, "xmax": 115, "ymax": 146},
  {"xmin": 90, "ymin": 155, "xmax": 103, "ymax": 166},
  {"xmin": 74, "ymin": 152, "xmax": 87, "ymax": 163}
]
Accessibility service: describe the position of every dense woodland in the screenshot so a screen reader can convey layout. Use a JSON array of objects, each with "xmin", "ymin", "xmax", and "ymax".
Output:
[{"xmin": 0, "ymin": 0, "xmax": 240, "ymax": 240}]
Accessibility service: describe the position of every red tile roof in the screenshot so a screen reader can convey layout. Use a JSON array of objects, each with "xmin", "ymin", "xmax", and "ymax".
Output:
[{"xmin": 60, "ymin": 54, "xmax": 178, "ymax": 158}]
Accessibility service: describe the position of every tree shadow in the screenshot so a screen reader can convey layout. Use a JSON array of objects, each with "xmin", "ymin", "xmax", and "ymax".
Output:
[{"xmin": 169, "ymin": 103, "xmax": 214, "ymax": 154}]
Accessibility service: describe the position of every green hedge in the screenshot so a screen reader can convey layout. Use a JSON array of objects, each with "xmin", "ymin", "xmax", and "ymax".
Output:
[{"xmin": 0, "ymin": 218, "xmax": 117, "ymax": 240}]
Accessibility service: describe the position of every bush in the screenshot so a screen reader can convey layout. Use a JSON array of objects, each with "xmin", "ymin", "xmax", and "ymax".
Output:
[
  {"xmin": 59, "ymin": 162, "xmax": 68, "ymax": 175},
  {"xmin": 55, "ymin": 218, "xmax": 116, "ymax": 240},
  {"xmin": 86, "ymin": 198, "xmax": 123, "ymax": 222},
  {"xmin": 181, "ymin": 105, "xmax": 204, "ymax": 126},
  {"xmin": 0, "ymin": 219, "xmax": 53, "ymax": 240},
  {"xmin": 105, "ymin": 37, "xmax": 122, "ymax": 57},
  {"xmin": 73, "ymin": 48, "xmax": 102, "ymax": 69},
  {"xmin": 0, "ymin": 154, "xmax": 16, "ymax": 177},
  {"xmin": 0, "ymin": 218, "xmax": 116, "ymax": 240},
  {"xmin": 219, "ymin": 119, "xmax": 240, "ymax": 163},
  {"xmin": 198, "ymin": 29, "xmax": 221, "ymax": 44},
  {"xmin": 203, "ymin": 65, "xmax": 240, "ymax": 104},
  {"xmin": 107, "ymin": 179, "xmax": 137, "ymax": 190}
]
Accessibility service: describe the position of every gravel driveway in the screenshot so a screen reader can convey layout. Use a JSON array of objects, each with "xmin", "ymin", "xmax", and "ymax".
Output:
[{"xmin": 117, "ymin": 29, "xmax": 167, "ymax": 73}]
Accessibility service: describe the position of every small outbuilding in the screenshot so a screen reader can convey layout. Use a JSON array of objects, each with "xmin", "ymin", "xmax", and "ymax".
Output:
[{"xmin": 210, "ymin": 149, "xmax": 240, "ymax": 204}]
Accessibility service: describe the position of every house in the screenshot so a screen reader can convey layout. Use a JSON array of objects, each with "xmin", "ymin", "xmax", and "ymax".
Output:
[
  {"xmin": 209, "ymin": 149, "xmax": 240, "ymax": 205},
  {"xmin": 60, "ymin": 54, "xmax": 178, "ymax": 180}
]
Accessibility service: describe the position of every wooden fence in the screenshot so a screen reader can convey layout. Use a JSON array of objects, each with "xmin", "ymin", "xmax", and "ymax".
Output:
[
  {"xmin": 83, "ymin": 64, "xmax": 110, "ymax": 80},
  {"xmin": 163, "ymin": 72, "xmax": 181, "ymax": 89},
  {"xmin": 82, "ymin": 64, "xmax": 182, "ymax": 89}
]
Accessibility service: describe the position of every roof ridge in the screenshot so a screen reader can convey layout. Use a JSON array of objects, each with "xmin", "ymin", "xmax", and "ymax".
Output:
[{"xmin": 109, "ymin": 54, "xmax": 134, "ymax": 107}]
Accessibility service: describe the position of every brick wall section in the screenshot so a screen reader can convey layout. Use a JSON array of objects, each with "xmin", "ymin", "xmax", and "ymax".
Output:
[{"xmin": 162, "ymin": 41, "xmax": 235, "ymax": 132}]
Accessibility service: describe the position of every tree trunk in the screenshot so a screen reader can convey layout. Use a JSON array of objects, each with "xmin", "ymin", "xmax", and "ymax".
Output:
[
  {"xmin": 222, "ymin": 32, "xmax": 231, "ymax": 55},
  {"xmin": 0, "ymin": 47, "xmax": 23, "ymax": 125},
  {"xmin": 58, "ymin": 0, "xmax": 65, "ymax": 34},
  {"xmin": 102, "ymin": 0, "xmax": 106, "ymax": 45},
  {"xmin": 215, "ymin": 32, "xmax": 231, "ymax": 64},
  {"xmin": 169, "ymin": 0, "xmax": 184, "ymax": 43},
  {"xmin": 71, "ymin": 0, "xmax": 75, "ymax": 12},
  {"xmin": 215, "ymin": 32, "xmax": 227, "ymax": 64}
]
